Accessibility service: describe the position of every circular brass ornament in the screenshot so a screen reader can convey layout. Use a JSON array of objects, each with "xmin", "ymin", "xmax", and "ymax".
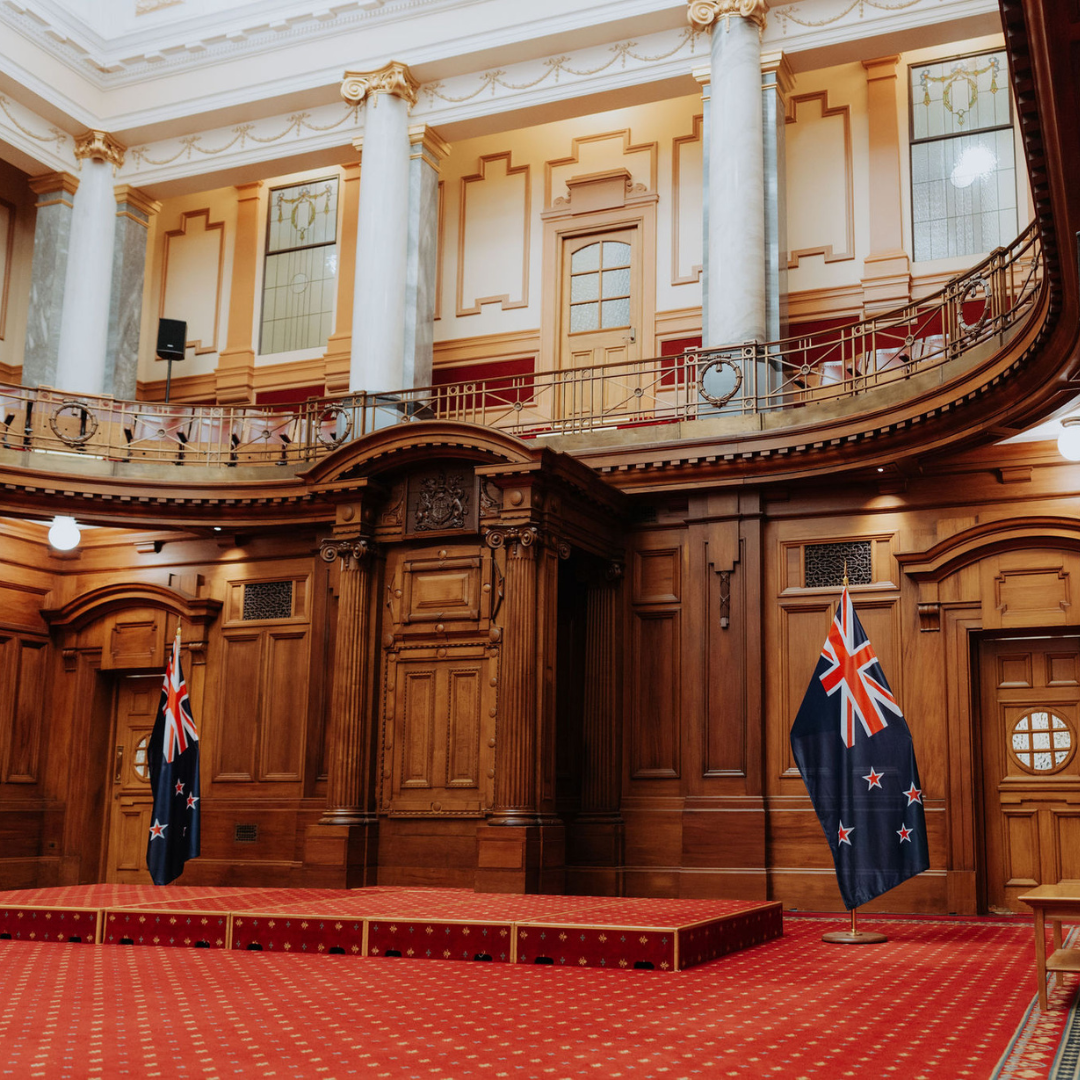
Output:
[
  {"xmin": 698, "ymin": 354, "xmax": 744, "ymax": 408},
  {"xmin": 49, "ymin": 401, "xmax": 99, "ymax": 446}
]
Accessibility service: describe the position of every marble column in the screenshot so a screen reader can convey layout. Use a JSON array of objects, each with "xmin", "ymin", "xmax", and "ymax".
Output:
[
  {"xmin": 689, "ymin": 0, "xmax": 768, "ymax": 348},
  {"xmin": 861, "ymin": 56, "xmax": 911, "ymax": 312},
  {"xmin": 54, "ymin": 131, "xmax": 125, "ymax": 396},
  {"xmin": 404, "ymin": 125, "xmax": 450, "ymax": 390},
  {"xmin": 22, "ymin": 173, "xmax": 78, "ymax": 388},
  {"xmin": 488, "ymin": 527, "xmax": 540, "ymax": 827},
  {"xmin": 215, "ymin": 182, "xmax": 263, "ymax": 404},
  {"xmin": 106, "ymin": 186, "xmax": 160, "ymax": 400},
  {"xmin": 318, "ymin": 536, "xmax": 378, "ymax": 827},
  {"xmin": 341, "ymin": 63, "xmax": 418, "ymax": 397}
]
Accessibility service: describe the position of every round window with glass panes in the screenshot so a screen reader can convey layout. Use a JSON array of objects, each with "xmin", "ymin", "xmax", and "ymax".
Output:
[{"xmin": 1010, "ymin": 710, "xmax": 1075, "ymax": 774}]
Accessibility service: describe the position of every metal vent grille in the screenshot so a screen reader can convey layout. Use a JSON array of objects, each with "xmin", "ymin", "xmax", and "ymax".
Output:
[
  {"xmin": 242, "ymin": 581, "xmax": 293, "ymax": 620},
  {"xmin": 234, "ymin": 824, "xmax": 259, "ymax": 843},
  {"xmin": 804, "ymin": 541, "xmax": 872, "ymax": 588}
]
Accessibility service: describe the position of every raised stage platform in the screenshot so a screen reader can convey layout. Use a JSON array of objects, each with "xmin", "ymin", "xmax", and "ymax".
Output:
[{"xmin": 0, "ymin": 885, "xmax": 783, "ymax": 972}]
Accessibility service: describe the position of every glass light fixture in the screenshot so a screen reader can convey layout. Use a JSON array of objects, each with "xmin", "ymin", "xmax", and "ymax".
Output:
[
  {"xmin": 950, "ymin": 145, "xmax": 997, "ymax": 189},
  {"xmin": 1058, "ymin": 418, "xmax": 1080, "ymax": 461},
  {"xmin": 47, "ymin": 515, "xmax": 80, "ymax": 550}
]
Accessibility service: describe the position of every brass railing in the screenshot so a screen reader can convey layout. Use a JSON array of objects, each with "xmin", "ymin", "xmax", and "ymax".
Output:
[{"xmin": 0, "ymin": 223, "xmax": 1042, "ymax": 468}]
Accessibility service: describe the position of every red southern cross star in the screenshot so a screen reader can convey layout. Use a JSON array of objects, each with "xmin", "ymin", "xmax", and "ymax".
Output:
[
  {"xmin": 837, "ymin": 821, "xmax": 854, "ymax": 846},
  {"xmin": 148, "ymin": 819, "xmax": 168, "ymax": 840},
  {"xmin": 186, "ymin": 794, "xmax": 199, "ymax": 810},
  {"xmin": 175, "ymin": 780, "xmax": 185, "ymax": 796},
  {"xmin": 897, "ymin": 824, "xmax": 913, "ymax": 843},
  {"xmin": 862, "ymin": 767, "xmax": 883, "ymax": 790},
  {"xmin": 903, "ymin": 783, "xmax": 923, "ymax": 806}
]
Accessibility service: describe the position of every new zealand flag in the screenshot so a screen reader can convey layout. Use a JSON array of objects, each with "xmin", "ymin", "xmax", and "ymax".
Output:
[
  {"xmin": 146, "ymin": 628, "xmax": 201, "ymax": 886},
  {"xmin": 790, "ymin": 586, "xmax": 929, "ymax": 909}
]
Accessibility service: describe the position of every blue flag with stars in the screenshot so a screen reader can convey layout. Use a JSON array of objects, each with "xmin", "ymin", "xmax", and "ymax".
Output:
[
  {"xmin": 146, "ymin": 628, "xmax": 201, "ymax": 886},
  {"xmin": 790, "ymin": 586, "xmax": 929, "ymax": 910}
]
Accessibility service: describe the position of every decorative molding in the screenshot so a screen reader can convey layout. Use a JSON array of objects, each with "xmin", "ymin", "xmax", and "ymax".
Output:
[
  {"xmin": 341, "ymin": 62, "xmax": 420, "ymax": 110},
  {"xmin": 687, "ymin": 0, "xmax": 769, "ymax": 32},
  {"xmin": 74, "ymin": 129, "xmax": 126, "ymax": 170},
  {"xmin": 434, "ymin": 329, "xmax": 541, "ymax": 368},
  {"xmin": 0, "ymin": 198, "xmax": 13, "ymax": 342},
  {"xmin": 456, "ymin": 151, "xmax": 531, "ymax": 317},
  {"xmin": 319, "ymin": 536, "xmax": 374, "ymax": 567},
  {"xmin": 671, "ymin": 114, "xmax": 704, "ymax": 286},
  {"xmin": 159, "ymin": 208, "xmax": 226, "ymax": 357},
  {"xmin": 545, "ymin": 130, "xmax": 658, "ymax": 210},
  {"xmin": 28, "ymin": 173, "xmax": 79, "ymax": 206},
  {"xmin": 784, "ymin": 91, "xmax": 855, "ymax": 268}
]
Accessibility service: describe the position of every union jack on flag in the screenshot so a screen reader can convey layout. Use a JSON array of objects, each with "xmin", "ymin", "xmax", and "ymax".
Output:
[
  {"xmin": 161, "ymin": 630, "xmax": 198, "ymax": 763},
  {"xmin": 146, "ymin": 626, "xmax": 201, "ymax": 885},
  {"xmin": 819, "ymin": 587, "xmax": 900, "ymax": 748}
]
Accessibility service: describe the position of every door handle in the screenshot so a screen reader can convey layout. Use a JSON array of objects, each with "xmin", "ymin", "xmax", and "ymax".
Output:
[
  {"xmin": 628, "ymin": 327, "xmax": 636, "ymax": 343},
  {"xmin": 114, "ymin": 744, "xmax": 123, "ymax": 783}
]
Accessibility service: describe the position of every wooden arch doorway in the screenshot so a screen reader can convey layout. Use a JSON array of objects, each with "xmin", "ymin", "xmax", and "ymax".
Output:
[{"xmin": 42, "ymin": 585, "xmax": 221, "ymax": 885}]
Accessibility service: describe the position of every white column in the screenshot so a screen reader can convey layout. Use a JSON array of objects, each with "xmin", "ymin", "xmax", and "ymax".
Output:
[
  {"xmin": 342, "ymin": 63, "xmax": 418, "ymax": 397},
  {"xmin": 690, "ymin": 0, "xmax": 768, "ymax": 348},
  {"xmin": 54, "ymin": 131, "xmax": 125, "ymax": 396}
]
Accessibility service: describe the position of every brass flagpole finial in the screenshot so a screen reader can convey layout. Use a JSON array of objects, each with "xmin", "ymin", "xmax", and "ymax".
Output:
[{"xmin": 843, "ymin": 559, "xmax": 849, "ymax": 588}]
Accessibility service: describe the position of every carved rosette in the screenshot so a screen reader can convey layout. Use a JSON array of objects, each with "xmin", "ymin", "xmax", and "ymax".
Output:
[
  {"xmin": 74, "ymin": 129, "xmax": 126, "ymax": 170},
  {"xmin": 341, "ymin": 61, "xmax": 421, "ymax": 110},
  {"xmin": 319, "ymin": 537, "xmax": 373, "ymax": 568},
  {"xmin": 687, "ymin": 0, "xmax": 768, "ymax": 32}
]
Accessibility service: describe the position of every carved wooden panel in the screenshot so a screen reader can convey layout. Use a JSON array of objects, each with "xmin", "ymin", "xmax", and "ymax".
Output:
[
  {"xmin": 629, "ymin": 611, "xmax": 680, "ymax": 778},
  {"xmin": 632, "ymin": 548, "xmax": 680, "ymax": 604},
  {"xmin": 995, "ymin": 568, "xmax": 1070, "ymax": 625},
  {"xmin": 0, "ymin": 581, "xmax": 50, "ymax": 633},
  {"xmin": 258, "ymin": 630, "xmax": 307, "ymax": 782},
  {"xmin": 387, "ymin": 651, "xmax": 492, "ymax": 815},
  {"xmin": 400, "ymin": 668, "xmax": 436, "ymax": 789},
  {"xmin": 224, "ymin": 575, "xmax": 308, "ymax": 625},
  {"xmin": 103, "ymin": 610, "xmax": 165, "ymax": 670},
  {"xmin": 446, "ymin": 669, "xmax": 481, "ymax": 787},
  {"xmin": 5, "ymin": 639, "xmax": 46, "ymax": 784},
  {"xmin": 214, "ymin": 632, "xmax": 261, "ymax": 781},
  {"xmin": 1003, "ymin": 809, "xmax": 1039, "ymax": 887},
  {"xmin": 997, "ymin": 652, "xmax": 1033, "ymax": 688},
  {"xmin": 780, "ymin": 535, "xmax": 895, "ymax": 592},
  {"xmin": 1052, "ymin": 810, "xmax": 1080, "ymax": 879},
  {"xmin": 402, "ymin": 557, "xmax": 482, "ymax": 624},
  {"xmin": 112, "ymin": 803, "xmax": 150, "ymax": 873},
  {"xmin": 1046, "ymin": 652, "xmax": 1079, "ymax": 686}
]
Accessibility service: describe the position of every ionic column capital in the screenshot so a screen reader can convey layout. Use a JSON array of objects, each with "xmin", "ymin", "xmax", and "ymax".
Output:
[
  {"xmin": 688, "ymin": 0, "xmax": 768, "ymax": 33},
  {"xmin": 74, "ymin": 129, "xmax": 126, "ymax": 171},
  {"xmin": 320, "ymin": 536, "xmax": 375, "ymax": 568},
  {"xmin": 341, "ymin": 61, "xmax": 420, "ymax": 110}
]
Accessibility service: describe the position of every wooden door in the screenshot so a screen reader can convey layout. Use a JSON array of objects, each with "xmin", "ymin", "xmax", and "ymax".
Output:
[
  {"xmin": 560, "ymin": 229, "xmax": 641, "ymax": 421},
  {"xmin": 978, "ymin": 636, "xmax": 1080, "ymax": 912},
  {"xmin": 387, "ymin": 650, "xmax": 494, "ymax": 816},
  {"xmin": 105, "ymin": 676, "xmax": 160, "ymax": 883}
]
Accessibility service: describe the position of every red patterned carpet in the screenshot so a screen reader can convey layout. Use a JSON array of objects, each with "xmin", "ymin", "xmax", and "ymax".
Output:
[{"xmin": 0, "ymin": 914, "xmax": 1076, "ymax": 1079}]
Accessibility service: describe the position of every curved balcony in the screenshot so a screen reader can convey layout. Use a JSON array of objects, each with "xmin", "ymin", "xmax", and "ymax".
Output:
[{"xmin": 0, "ymin": 222, "xmax": 1043, "ymax": 473}]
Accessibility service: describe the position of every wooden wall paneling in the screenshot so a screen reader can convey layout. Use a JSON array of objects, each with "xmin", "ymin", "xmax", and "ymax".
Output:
[
  {"xmin": 213, "ymin": 631, "xmax": 262, "ymax": 782},
  {"xmin": 0, "ymin": 634, "xmax": 11, "ymax": 786},
  {"xmin": 257, "ymin": 630, "xmax": 308, "ymax": 782},
  {"xmin": 776, "ymin": 601, "xmax": 833, "ymax": 779},
  {"xmin": 305, "ymin": 555, "xmax": 333, "ymax": 793},
  {"xmin": 102, "ymin": 608, "xmax": 165, "ymax": 670},
  {"xmin": 537, "ymin": 543, "xmax": 561, "ymax": 821},
  {"xmin": 0, "ymin": 579, "xmax": 52, "ymax": 634},
  {"xmin": 446, "ymin": 667, "xmax": 481, "ymax": 786},
  {"xmin": 1051, "ymin": 810, "xmax": 1080, "ymax": 879},
  {"xmin": 629, "ymin": 609, "xmax": 681, "ymax": 779},
  {"xmin": 5, "ymin": 638, "xmax": 47, "ymax": 784}
]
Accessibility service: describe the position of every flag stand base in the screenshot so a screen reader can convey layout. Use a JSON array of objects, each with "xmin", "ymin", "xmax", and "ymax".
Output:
[{"xmin": 821, "ymin": 909, "xmax": 887, "ymax": 944}]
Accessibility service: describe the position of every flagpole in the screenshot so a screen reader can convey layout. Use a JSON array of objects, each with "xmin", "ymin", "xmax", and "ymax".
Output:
[{"xmin": 820, "ymin": 566, "xmax": 889, "ymax": 945}]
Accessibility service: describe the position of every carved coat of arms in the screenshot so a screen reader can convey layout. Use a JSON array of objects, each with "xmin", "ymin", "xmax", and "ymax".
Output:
[{"xmin": 414, "ymin": 472, "xmax": 468, "ymax": 531}]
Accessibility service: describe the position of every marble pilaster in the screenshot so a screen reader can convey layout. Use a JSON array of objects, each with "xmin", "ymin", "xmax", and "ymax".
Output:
[
  {"xmin": 342, "ymin": 63, "xmax": 418, "ymax": 396},
  {"xmin": 403, "ymin": 125, "xmax": 450, "ymax": 390},
  {"xmin": 55, "ymin": 131, "xmax": 126, "ymax": 396},
  {"xmin": 22, "ymin": 173, "xmax": 78, "ymax": 388},
  {"xmin": 761, "ymin": 52, "xmax": 793, "ymax": 346},
  {"xmin": 105, "ymin": 186, "xmax": 160, "ymax": 399}
]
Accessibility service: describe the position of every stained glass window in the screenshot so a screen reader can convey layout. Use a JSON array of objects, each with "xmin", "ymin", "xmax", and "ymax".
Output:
[
  {"xmin": 260, "ymin": 177, "xmax": 339, "ymax": 355},
  {"xmin": 909, "ymin": 51, "xmax": 1017, "ymax": 262}
]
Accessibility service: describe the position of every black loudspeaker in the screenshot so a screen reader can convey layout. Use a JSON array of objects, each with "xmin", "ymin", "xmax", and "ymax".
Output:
[{"xmin": 156, "ymin": 318, "xmax": 187, "ymax": 361}]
